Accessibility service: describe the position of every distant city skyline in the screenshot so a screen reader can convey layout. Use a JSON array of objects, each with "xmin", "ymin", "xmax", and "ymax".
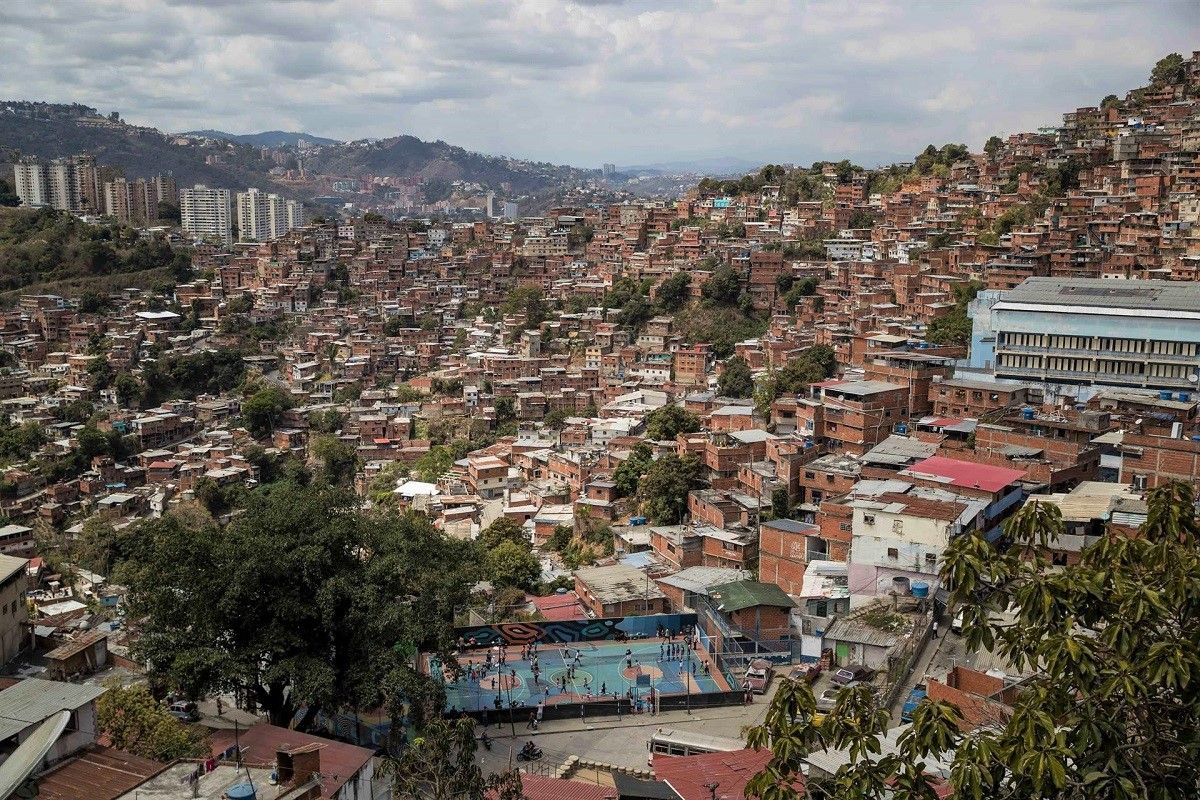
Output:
[{"xmin": 1, "ymin": 0, "xmax": 1197, "ymax": 168}]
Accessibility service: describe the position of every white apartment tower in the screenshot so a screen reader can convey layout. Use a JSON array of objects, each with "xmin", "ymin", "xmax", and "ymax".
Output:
[
  {"xmin": 180, "ymin": 185, "xmax": 232, "ymax": 244},
  {"xmin": 237, "ymin": 188, "xmax": 304, "ymax": 242},
  {"xmin": 12, "ymin": 157, "xmax": 49, "ymax": 208},
  {"xmin": 236, "ymin": 188, "xmax": 271, "ymax": 242}
]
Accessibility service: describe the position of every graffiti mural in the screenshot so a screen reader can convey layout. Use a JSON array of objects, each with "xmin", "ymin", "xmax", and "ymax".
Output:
[{"xmin": 456, "ymin": 613, "xmax": 698, "ymax": 647}]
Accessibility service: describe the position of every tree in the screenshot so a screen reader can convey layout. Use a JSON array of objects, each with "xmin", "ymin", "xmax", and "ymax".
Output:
[
  {"xmin": 702, "ymin": 264, "xmax": 743, "ymax": 306},
  {"xmin": 97, "ymin": 684, "xmax": 208, "ymax": 762},
  {"xmin": 748, "ymin": 481, "xmax": 1200, "ymax": 800},
  {"xmin": 413, "ymin": 445, "xmax": 453, "ymax": 482},
  {"xmin": 544, "ymin": 408, "xmax": 569, "ymax": 430},
  {"xmin": 0, "ymin": 177, "xmax": 18, "ymax": 207},
  {"xmin": 1151, "ymin": 52, "xmax": 1186, "ymax": 86},
  {"xmin": 926, "ymin": 280, "xmax": 983, "ymax": 346},
  {"xmin": 387, "ymin": 716, "xmax": 522, "ymax": 800},
  {"xmin": 78, "ymin": 289, "xmax": 110, "ymax": 314},
  {"xmin": 114, "ymin": 372, "xmax": 145, "ymax": 408},
  {"xmin": 644, "ymin": 404, "xmax": 701, "ymax": 441},
  {"xmin": 1100, "ymin": 94, "xmax": 1121, "ymax": 111},
  {"xmin": 657, "ymin": 272, "xmax": 692, "ymax": 311},
  {"xmin": 500, "ymin": 286, "xmax": 548, "ymax": 329},
  {"xmin": 770, "ymin": 487, "xmax": 790, "ymax": 519},
  {"xmin": 483, "ymin": 539, "xmax": 542, "ymax": 591},
  {"xmin": 123, "ymin": 484, "xmax": 477, "ymax": 731},
  {"xmin": 718, "ymin": 355, "xmax": 755, "ymax": 398},
  {"xmin": 984, "ymin": 135, "xmax": 1004, "ymax": 155},
  {"xmin": 312, "ymin": 434, "xmax": 358, "ymax": 487},
  {"xmin": 783, "ymin": 277, "xmax": 819, "ymax": 309},
  {"xmin": 614, "ymin": 441, "xmax": 654, "ymax": 498},
  {"xmin": 242, "ymin": 386, "xmax": 292, "ymax": 438},
  {"xmin": 157, "ymin": 201, "xmax": 181, "ymax": 223},
  {"xmin": 759, "ymin": 345, "xmax": 838, "ymax": 404},
  {"xmin": 638, "ymin": 453, "xmax": 702, "ymax": 524},
  {"xmin": 478, "ymin": 516, "xmax": 528, "ymax": 551},
  {"xmin": 494, "ymin": 396, "xmax": 516, "ymax": 422}
]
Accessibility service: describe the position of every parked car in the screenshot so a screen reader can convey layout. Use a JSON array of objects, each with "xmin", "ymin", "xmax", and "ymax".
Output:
[
  {"xmin": 951, "ymin": 609, "xmax": 964, "ymax": 635},
  {"xmin": 168, "ymin": 701, "xmax": 199, "ymax": 722},
  {"xmin": 815, "ymin": 687, "xmax": 842, "ymax": 712},
  {"xmin": 745, "ymin": 658, "xmax": 774, "ymax": 694},
  {"xmin": 831, "ymin": 664, "xmax": 874, "ymax": 686},
  {"xmin": 788, "ymin": 663, "xmax": 822, "ymax": 684},
  {"xmin": 901, "ymin": 685, "xmax": 927, "ymax": 723}
]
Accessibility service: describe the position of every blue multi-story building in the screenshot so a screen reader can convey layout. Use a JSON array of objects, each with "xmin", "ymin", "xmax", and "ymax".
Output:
[{"xmin": 990, "ymin": 277, "xmax": 1200, "ymax": 394}]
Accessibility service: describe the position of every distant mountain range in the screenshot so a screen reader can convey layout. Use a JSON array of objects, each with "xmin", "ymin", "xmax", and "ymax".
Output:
[
  {"xmin": 182, "ymin": 129, "xmax": 342, "ymax": 147},
  {"xmin": 0, "ymin": 102, "xmax": 596, "ymax": 200},
  {"xmin": 618, "ymin": 156, "xmax": 764, "ymax": 176}
]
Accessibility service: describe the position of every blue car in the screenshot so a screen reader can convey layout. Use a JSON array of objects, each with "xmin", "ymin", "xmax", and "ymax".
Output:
[{"xmin": 901, "ymin": 685, "xmax": 927, "ymax": 723}]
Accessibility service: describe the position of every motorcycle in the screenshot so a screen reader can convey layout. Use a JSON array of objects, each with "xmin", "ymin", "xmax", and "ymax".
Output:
[
  {"xmin": 479, "ymin": 733, "xmax": 493, "ymax": 751},
  {"xmin": 516, "ymin": 744, "xmax": 543, "ymax": 762}
]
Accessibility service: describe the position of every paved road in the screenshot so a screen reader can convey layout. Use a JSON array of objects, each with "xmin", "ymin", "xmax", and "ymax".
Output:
[{"xmin": 474, "ymin": 681, "xmax": 780, "ymax": 776}]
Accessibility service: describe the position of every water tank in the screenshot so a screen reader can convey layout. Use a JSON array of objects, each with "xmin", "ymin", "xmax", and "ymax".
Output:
[
  {"xmin": 1180, "ymin": 393, "xmax": 1191, "ymax": 402},
  {"xmin": 895, "ymin": 423, "xmax": 909, "ymax": 434},
  {"xmin": 1021, "ymin": 407, "xmax": 1035, "ymax": 420},
  {"xmin": 227, "ymin": 785, "xmax": 257, "ymax": 800},
  {"xmin": 1160, "ymin": 390, "xmax": 1174, "ymax": 400},
  {"xmin": 892, "ymin": 576, "xmax": 911, "ymax": 596},
  {"xmin": 911, "ymin": 581, "xmax": 930, "ymax": 599}
]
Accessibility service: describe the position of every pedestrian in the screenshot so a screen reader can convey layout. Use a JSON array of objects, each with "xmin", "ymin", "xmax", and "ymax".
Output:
[
  {"xmin": 600, "ymin": 682, "xmax": 606, "ymax": 695},
  {"xmin": 215, "ymin": 697, "xmax": 224, "ymax": 716},
  {"xmin": 932, "ymin": 620, "xmax": 939, "ymax": 639},
  {"xmin": 692, "ymin": 661, "xmax": 697, "ymax": 675},
  {"xmin": 659, "ymin": 643, "xmax": 664, "ymax": 660},
  {"xmin": 536, "ymin": 701, "xmax": 544, "ymax": 723},
  {"xmin": 527, "ymin": 711, "xmax": 535, "ymax": 729}
]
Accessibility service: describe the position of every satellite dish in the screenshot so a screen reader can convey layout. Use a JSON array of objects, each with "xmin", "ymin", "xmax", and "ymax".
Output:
[{"xmin": 1189, "ymin": 374, "xmax": 1199, "ymax": 383}]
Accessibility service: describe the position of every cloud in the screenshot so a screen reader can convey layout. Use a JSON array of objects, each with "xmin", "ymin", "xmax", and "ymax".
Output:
[{"xmin": 0, "ymin": 0, "xmax": 1195, "ymax": 166}]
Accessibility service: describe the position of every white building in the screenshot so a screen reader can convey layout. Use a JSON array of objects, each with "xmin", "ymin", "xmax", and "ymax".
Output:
[
  {"xmin": 180, "ymin": 185, "xmax": 232, "ymax": 244},
  {"xmin": 13, "ymin": 157, "xmax": 49, "ymax": 208},
  {"xmin": 236, "ymin": 187, "xmax": 270, "ymax": 242}
]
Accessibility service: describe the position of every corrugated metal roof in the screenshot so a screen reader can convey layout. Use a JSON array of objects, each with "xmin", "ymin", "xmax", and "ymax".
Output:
[
  {"xmin": 999, "ymin": 276, "xmax": 1200, "ymax": 313},
  {"xmin": 0, "ymin": 679, "xmax": 107, "ymax": 742}
]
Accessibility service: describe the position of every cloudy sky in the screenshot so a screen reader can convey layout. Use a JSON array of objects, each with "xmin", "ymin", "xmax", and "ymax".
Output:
[{"xmin": 2, "ymin": 0, "xmax": 1197, "ymax": 168}]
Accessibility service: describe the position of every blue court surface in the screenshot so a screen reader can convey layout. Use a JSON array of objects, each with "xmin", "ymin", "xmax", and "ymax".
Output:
[{"xmin": 429, "ymin": 639, "xmax": 730, "ymax": 712}]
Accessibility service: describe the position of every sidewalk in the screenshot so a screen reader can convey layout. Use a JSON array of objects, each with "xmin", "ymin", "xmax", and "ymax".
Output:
[{"xmin": 888, "ymin": 629, "xmax": 943, "ymax": 724}]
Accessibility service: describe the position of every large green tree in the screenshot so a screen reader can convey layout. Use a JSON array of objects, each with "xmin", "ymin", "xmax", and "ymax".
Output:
[
  {"xmin": 638, "ymin": 453, "xmax": 702, "ymax": 524},
  {"xmin": 718, "ymin": 355, "xmax": 755, "ymax": 398},
  {"xmin": 241, "ymin": 386, "xmax": 292, "ymax": 439},
  {"xmin": 387, "ymin": 716, "xmax": 523, "ymax": 800},
  {"xmin": 747, "ymin": 481, "xmax": 1200, "ymax": 800},
  {"xmin": 122, "ymin": 484, "xmax": 477, "ymax": 731},
  {"xmin": 644, "ymin": 404, "xmax": 701, "ymax": 441},
  {"xmin": 614, "ymin": 441, "xmax": 654, "ymax": 498},
  {"xmin": 97, "ymin": 684, "xmax": 208, "ymax": 762}
]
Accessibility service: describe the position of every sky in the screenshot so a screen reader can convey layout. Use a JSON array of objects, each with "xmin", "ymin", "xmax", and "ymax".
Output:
[{"xmin": 1, "ymin": 0, "xmax": 1197, "ymax": 169}]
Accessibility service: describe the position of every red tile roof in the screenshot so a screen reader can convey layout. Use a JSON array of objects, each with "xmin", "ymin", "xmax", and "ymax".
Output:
[
  {"xmin": 904, "ymin": 455, "xmax": 1026, "ymax": 493},
  {"xmin": 208, "ymin": 723, "xmax": 374, "ymax": 799},
  {"xmin": 654, "ymin": 748, "xmax": 801, "ymax": 800},
  {"xmin": 487, "ymin": 773, "xmax": 616, "ymax": 800}
]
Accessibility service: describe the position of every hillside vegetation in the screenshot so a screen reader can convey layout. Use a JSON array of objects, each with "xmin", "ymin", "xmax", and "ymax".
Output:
[{"xmin": 0, "ymin": 207, "xmax": 190, "ymax": 294}]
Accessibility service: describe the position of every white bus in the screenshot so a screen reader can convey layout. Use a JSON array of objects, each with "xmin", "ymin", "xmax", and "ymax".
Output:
[{"xmin": 648, "ymin": 728, "xmax": 744, "ymax": 758}]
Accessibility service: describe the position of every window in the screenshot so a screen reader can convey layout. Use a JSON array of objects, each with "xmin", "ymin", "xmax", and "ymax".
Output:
[
  {"xmin": 887, "ymin": 547, "xmax": 899, "ymax": 560},
  {"xmin": 925, "ymin": 553, "xmax": 937, "ymax": 567},
  {"xmin": 839, "ymin": 522, "xmax": 852, "ymax": 532},
  {"xmin": 804, "ymin": 471, "xmax": 815, "ymax": 479},
  {"xmin": 892, "ymin": 519, "xmax": 904, "ymax": 533},
  {"xmin": 863, "ymin": 514, "xmax": 876, "ymax": 525},
  {"xmin": 1132, "ymin": 474, "xmax": 1147, "ymax": 490}
]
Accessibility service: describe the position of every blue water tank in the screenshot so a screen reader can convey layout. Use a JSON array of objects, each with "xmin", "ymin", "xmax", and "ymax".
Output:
[
  {"xmin": 1180, "ymin": 393, "xmax": 1191, "ymax": 402},
  {"xmin": 1021, "ymin": 407, "xmax": 1035, "ymax": 420},
  {"xmin": 1160, "ymin": 390, "xmax": 1174, "ymax": 400},
  {"xmin": 895, "ymin": 423, "xmax": 908, "ymax": 434},
  {"xmin": 227, "ymin": 785, "xmax": 257, "ymax": 800},
  {"xmin": 1192, "ymin": 436, "xmax": 1200, "ymax": 443},
  {"xmin": 911, "ymin": 581, "xmax": 930, "ymax": 599}
]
